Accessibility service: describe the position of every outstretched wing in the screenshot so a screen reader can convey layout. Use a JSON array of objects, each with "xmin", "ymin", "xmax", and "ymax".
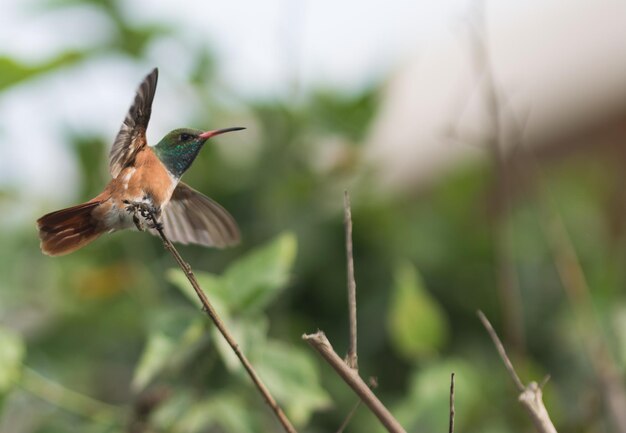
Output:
[
  {"xmin": 109, "ymin": 68, "xmax": 158, "ymax": 178},
  {"xmin": 154, "ymin": 182, "xmax": 240, "ymax": 248}
]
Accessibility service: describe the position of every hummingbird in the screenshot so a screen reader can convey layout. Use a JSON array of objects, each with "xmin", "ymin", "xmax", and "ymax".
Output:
[{"xmin": 37, "ymin": 68, "xmax": 243, "ymax": 256}]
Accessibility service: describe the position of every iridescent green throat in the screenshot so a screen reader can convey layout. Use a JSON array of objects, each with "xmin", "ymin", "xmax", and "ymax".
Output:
[{"xmin": 153, "ymin": 128, "xmax": 207, "ymax": 178}]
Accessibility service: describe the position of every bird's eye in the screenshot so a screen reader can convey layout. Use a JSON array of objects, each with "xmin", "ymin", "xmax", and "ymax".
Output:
[{"xmin": 179, "ymin": 133, "xmax": 192, "ymax": 141}]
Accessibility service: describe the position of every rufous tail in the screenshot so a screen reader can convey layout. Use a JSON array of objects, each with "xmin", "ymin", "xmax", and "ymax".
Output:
[{"xmin": 37, "ymin": 201, "xmax": 104, "ymax": 256}]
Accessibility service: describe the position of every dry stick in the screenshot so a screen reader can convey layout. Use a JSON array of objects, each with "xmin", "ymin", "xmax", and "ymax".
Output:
[
  {"xmin": 336, "ymin": 377, "xmax": 378, "ymax": 433},
  {"xmin": 148, "ymin": 215, "xmax": 297, "ymax": 433},
  {"xmin": 304, "ymin": 195, "xmax": 405, "ymax": 433},
  {"xmin": 344, "ymin": 190, "xmax": 358, "ymax": 370},
  {"xmin": 336, "ymin": 193, "xmax": 384, "ymax": 431},
  {"xmin": 449, "ymin": 373, "xmax": 455, "ymax": 433},
  {"xmin": 477, "ymin": 311, "xmax": 557, "ymax": 433},
  {"xmin": 303, "ymin": 331, "xmax": 406, "ymax": 433},
  {"xmin": 335, "ymin": 399, "xmax": 362, "ymax": 433},
  {"xmin": 335, "ymin": 191, "xmax": 361, "ymax": 432}
]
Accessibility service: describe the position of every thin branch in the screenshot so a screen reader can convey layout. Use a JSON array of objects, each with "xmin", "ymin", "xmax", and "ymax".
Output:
[
  {"xmin": 449, "ymin": 373, "xmax": 455, "ymax": 433},
  {"xmin": 147, "ymin": 213, "xmax": 297, "ymax": 433},
  {"xmin": 344, "ymin": 190, "xmax": 358, "ymax": 370},
  {"xmin": 303, "ymin": 331, "xmax": 406, "ymax": 433},
  {"xmin": 305, "ymin": 195, "xmax": 404, "ymax": 432},
  {"xmin": 477, "ymin": 311, "xmax": 524, "ymax": 392},
  {"xmin": 335, "ymin": 399, "xmax": 361, "ymax": 433},
  {"xmin": 477, "ymin": 311, "xmax": 557, "ymax": 433},
  {"xmin": 336, "ymin": 377, "xmax": 378, "ymax": 433},
  {"xmin": 20, "ymin": 367, "xmax": 123, "ymax": 424}
]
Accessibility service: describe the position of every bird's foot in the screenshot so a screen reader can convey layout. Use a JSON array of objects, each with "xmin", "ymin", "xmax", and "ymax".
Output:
[{"xmin": 123, "ymin": 200, "xmax": 161, "ymax": 231}]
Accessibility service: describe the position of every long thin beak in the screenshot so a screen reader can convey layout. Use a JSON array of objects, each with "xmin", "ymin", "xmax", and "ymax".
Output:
[{"xmin": 199, "ymin": 126, "xmax": 246, "ymax": 139}]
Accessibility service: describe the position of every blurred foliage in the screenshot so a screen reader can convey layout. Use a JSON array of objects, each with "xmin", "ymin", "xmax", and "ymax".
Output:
[
  {"xmin": 387, "ymin": 263, "xmax": 449, "ymax": 361},
  {"xmin": 0, "ymin": 53, "xmax": 85, "ymax": 91},
  {"xmin": 130, "ymin": 233, "xmax": 330, "ymax": 430},
  {"xmin": 1, "ymin": 1, "xmax": 626, "ymax": 433},
  {"xmin": 0, "ymin": 327, "xmax": 24, "ymax": 395}
]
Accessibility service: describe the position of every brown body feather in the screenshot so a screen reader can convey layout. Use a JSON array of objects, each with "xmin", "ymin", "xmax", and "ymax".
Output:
[{"xmin": 37, "ymin": 201, "xmax": 104, "ymax": 256}]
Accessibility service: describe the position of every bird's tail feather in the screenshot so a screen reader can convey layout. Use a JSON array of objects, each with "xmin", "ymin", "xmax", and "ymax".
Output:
[{"xmin": 37, "ymin": 201, "xmax": 103, "ymax": 256}]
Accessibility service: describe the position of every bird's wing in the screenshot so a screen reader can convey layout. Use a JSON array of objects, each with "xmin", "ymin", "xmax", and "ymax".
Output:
[
  {"xmin": 152, "ymin": 182, "xmax": 240, "ymax": 248},
  {"xmin": 109, "ymin": 68, "xmax": 158, "ymax": 178}
]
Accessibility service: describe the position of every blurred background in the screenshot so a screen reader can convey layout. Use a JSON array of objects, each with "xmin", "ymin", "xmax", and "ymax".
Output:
[{"xmin": 2, "ymin": 0, "xmax": 626, "ymax": 432}]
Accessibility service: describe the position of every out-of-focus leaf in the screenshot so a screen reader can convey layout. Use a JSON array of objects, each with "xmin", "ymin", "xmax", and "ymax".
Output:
[
  {"xmin": 387, "ymin": 262, "xmax": 449, "ymax": 360},
  {"xmin": 167, "ymin": 233, "xmax": 296, "ymax": 314},
  {"xmin": 171, "ymin": 398, "xmax": 216, "ymax": 433},
  {"xmin": 152, "ymin": 390, "xmax": 194, "ymax": 430},
  {"xmin": 132, "ymin": 319, "xmax": 205, "ymax": 392},
  {"xmin": 0, "ymin": 52, "xmax": 84, "ymax": 91},
  {"xmin": 132, "ymin": 332, "xmax": 175, "ymax": 392},
  {"xmin": 394, "ymin": 360, "xmax": 482, "ymax": 432},
  {"xmin": 40, "ymin": 0, "xmax": 172, "ymax": 57},
  {"xmin": 309, "ymin": 88, "xmax": 378, "ymax": 141},
  {"xmin": 255, "ymin": 340, "xmax": 331, "ymax": 426},
  {"xmin": 0, "ymin": 327, "xmax": 25, "ymax": 393},
  {"xmin": 213, "ymin": 316, "xmax": 268, "ymax": 372},
  {"xmin": 166, "ymin": 268, "xmax": 226, "ymax": 308},
  {"xmin": 205, "ymin": 393, "xmax": 263, "ymax": 433},
  {"xmin": 73, "ymin": 263, "xmax": 135, "ymax": 299},
  {"xmin": 221, "ymin": 232, "xmax": 297, "ymax": 312},
  {"xmin": 173, "ymin": 391, "xmax": 262, "ymax": 433}
]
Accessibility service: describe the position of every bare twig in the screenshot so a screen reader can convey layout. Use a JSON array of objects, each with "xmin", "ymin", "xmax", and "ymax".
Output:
[
  {"xmin": 344, "ymin": 190, "xmax": 358, "ymax": 370},
  {"xmin": 303, "ymin": 332, "xmax": 406, "ymax": 433},
  {"xmin": 449, "ymin": 373, "xmax": 455, "ymax": 433},
  {"xmin": 477, "ymin": 311, "xmax": 557, "ymax": 433},
  {"xmin": 21, "ymin": 367, "xmax": 123, "ymax": 424},
  {"xmin": 147, "ymin": 213, "xmax": 297, "ymax": 433},
  {"xmin": 335, "ymin": 377, "xmax": 378, "ymax": 433},
  {"xmin": 304, "ymin": 195, "xmax": 404, "ymax": 432},
  {"xmin": 539, "ymin": 374, "xmax": 551, "ymax": 390},
  {"xmin": 335, "ymin": 399, "xmax": 361, "ymax": 433},
  {"xmin": 477, "ymin": 311, "xmax": 524, "ymax": 392}
]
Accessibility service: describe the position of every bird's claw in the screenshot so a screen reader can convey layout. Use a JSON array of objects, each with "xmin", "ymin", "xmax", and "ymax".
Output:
[{"xmin": 124, "ymin": 200, "xmax": 161, "ymax": 231}]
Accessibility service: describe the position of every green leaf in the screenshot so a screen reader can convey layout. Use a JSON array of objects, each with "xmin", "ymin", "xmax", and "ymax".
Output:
[
  {"xmin": 132, "ymin": 332, "xmax": 175, "ymax": 392},
  {"xmin": 221, "ymin": 232, "xmax": 297, "ymax": 312},
  {"xmin": 255, "ymin": 340, "xmax": 331, "ymax": 425},
  {"xmin": 0, "ymin": 52, "xmax": 84, "ymax": 91},
  {"xmin": 173, "ymin": 391, "xmax": 262, "ymax": 433},
  {"xmin": 167, "ymin": 233, "xmax": 297, "ymax": 314},
  {"xmin": 212, "ymin": 316, "xmax": 268, "ymax": 372},
  {"xmin": 387, "ymin": 262, "xmax": 449, "ymax": 360},
  {"xmin": 132, "ymin": 318, "xmax": 207, "ymax": 392},
  {"xmin": 151, "ymin": 390, "xmax": 194, "ymax": 430},
  {"xmin": 166, "ymin": 268, "xmax": 225, "ymax": 309},
  {"xmin": 0, "ymin": 327, "xmax": 25, "ymax": 393}
]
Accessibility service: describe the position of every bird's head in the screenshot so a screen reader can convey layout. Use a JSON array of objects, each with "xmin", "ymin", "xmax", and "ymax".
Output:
[{"xmin": 153, "ymin": 126, "xmax": 244, "ymax": 178}]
